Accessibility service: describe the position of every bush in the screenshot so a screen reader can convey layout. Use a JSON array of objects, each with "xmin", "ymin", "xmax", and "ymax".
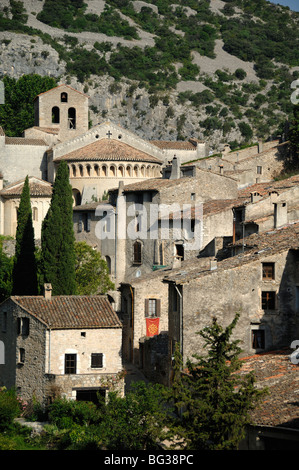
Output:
[
  {"xmin": 48, "ymin": 398, "xmax": 99, "ymax": 428},
  {"xmin": 0, "ymin": 388, "xmax": 20, "ymax": 431}
]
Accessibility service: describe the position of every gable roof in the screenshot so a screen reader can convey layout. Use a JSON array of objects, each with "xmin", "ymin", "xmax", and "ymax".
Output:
[
  {"xmin": 54, "ymin": 138, "xmax": 163, "ymax": 164},
  {"xmin": 10, "ymin": 296, "xmax": 122, "ymax": 329},
  {"xmin": 35, "ymin": 83, "xmax": 89, "ymax": 99},
  {"xmin": 0, "ymin": 177, "xmax": 52, "ymax": 198}
]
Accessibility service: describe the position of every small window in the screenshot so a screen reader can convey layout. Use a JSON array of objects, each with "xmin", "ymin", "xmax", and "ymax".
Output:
[
  {"xmin": 133, "ymin": 241, "xmax": 142, "ymax": 265},
  {"xmin": 252, "ymin": 329, "xmax": 265, "ymax": 349},
  {"xmin": 262, "ymin": 262, "xmax": 275, "ymax": 280},
  {"xmin": 65, "ymin": 354, "xmax": 77, "ymax": 374},
  {"xmin": 68, "ymin": 107, "xmax": 76, "ymax": 129},
  {"xmin": 91, "ymin": 353, "xmax": 103, "ymax": 368},
  {"xmin": 17, "ymin": 317, "xmax": 29, "ymax": 336},
  {"xmin": 32, "ymin": 207, "xmax": 38, "ymax": 222},
  {"xmin": 145, "ymin": 299, "xmax": 161, "ymax": 318},
  {"xmin": 61, "ymin": 92, "xmax": 68, "ymax": 102},
  {"xmin": 257, "ymin": 166, "xmax": 262, "ymax": 175},
  {"xmin": 19, "ymin": 348, "xmax": 25, "ymax": 364},
  {"xmin": 262, "ymin": 291, "xmax": 276, "ymax": 310},
  {"xmin": 52, "ymin": 106, "xmax": 60, "ymax": 124},
  {"xmin": 2, "ymin": 312, "xmax": 7, "ymax": 332}
]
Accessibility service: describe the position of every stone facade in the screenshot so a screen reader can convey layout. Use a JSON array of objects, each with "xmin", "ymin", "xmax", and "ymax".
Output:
[
  {"xmin": 165, "ymin": 229, "xmax": 299, "ymax": 367},
  {"xmin": 0, "ymin": 292, "xmax": 123, "ymax": 403}
]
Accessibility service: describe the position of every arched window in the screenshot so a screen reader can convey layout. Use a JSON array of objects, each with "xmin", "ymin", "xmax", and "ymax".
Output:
[
  {"xmin": 68, "ymin": 107, "xmax": 76, "ymax": 129},
  {"xmin": 61, "ymin": 92, "xmax": 68, "ymax": 102},
  {"xmin": 79, "ymin": 165, "xmax": 83, "ymax": 177},
  {"xmin": 94, "ymin": 164, "xmax": 99, "ymax": 176},
  {"xmin": 102, "ymin": 165, "xmax": 107, "ymax": 177},
  {"xmin": 52, "ymin": 106, "xmax": 60, "ymax": 124},
  {"xmin": 133, "ymin": 240, "xmax": 142, "ymax": 265},
  {"xmin": 86, "ymin": 164, "xmax": 91, "ymax": 176},
  {"xmin": 32, "ymin": 207, "xmax": 38, "ymax": 222},
  {"xmin": 72, "ymin": 164, "xmax": 77, "ymax": 177},
  {"xmin": 105, "ymin": 256, "xmax": 111, "ymax": 274}
]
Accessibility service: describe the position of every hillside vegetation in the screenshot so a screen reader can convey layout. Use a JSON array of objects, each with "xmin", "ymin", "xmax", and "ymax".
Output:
[{"xmin": 0, "ymin": 0, "xmax": 298, "ymax": 148}]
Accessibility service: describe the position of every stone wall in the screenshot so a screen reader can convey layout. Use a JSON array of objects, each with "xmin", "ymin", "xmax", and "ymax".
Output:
[
  {"xmin": 168, "ymin": 249, "xmax": 299, "ymax": 365},
  {"xmin": 0, "ymin": 300, "xmax": 48, "ymax": 403}
]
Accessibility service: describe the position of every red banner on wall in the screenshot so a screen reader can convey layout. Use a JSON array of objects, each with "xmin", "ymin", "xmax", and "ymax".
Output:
[{"xmin": 146, "ymin": 318, "xmax": 159, "ymax": 337}]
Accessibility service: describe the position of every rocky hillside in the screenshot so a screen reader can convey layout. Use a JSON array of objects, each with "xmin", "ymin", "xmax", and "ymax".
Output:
[{"xmin": 0, "ymin": 0, "xmax": 298, "ymax": 152}]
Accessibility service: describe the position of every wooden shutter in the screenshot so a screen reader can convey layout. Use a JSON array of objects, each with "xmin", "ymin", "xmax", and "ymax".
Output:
[
  {"xmin": 144, "ymin": 299, "xmax": 149, "ymax": 317},
  {"xmin": 156, "ymin": 299, "xmax": 161, "ymax": 317}
]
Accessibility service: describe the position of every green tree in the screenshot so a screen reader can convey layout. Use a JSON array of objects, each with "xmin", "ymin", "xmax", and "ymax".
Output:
[
  {"xmin": 12, "ymin": 176, "xmax": 38, "ymax": 295},
  {"xmin": 0, "ymin": 239, "xmax": 13, "ymax": 302},
  {"xmin": 170, "ymin": 313, "xmax": 267, "ymax": 450},
  {"xmin": 98, "ymin": 382, "xmax": 168, "ymax": 450},
  {"xmin": 74, "ymin": 241, "xmax": 114, "ymax": 295},
  {"xmin": 41, "ymin": 161, "xmax": 76, "ymax": 295},
  {"xmin": 0, "ymin": 74, "xmax": 57, "ymax": 137}
]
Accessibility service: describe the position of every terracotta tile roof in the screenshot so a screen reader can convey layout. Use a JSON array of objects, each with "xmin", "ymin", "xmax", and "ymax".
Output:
[
  {"xmin": 0, "ymin": 177, "xmax": 52, "ymax": 197},
  {"xmin": 31, "ymin": 126, "xmax": 60, "ymax": 135},
  {"xmin": 73, "ymin": 201, "xmax": 112, "ymax": 211},
  {"xmin": 150, "ymin": 140, "xmax": 198, "ymax": 150},
  {"xmin": 238, "ymin": 174, "xmax": 299, "ymax": 199},
  {"xmin": 239, "ymin": 349, "xmax": 299, "ymax": 428},
  {"xmin": 113, "ymin": 176, "xmax": 194, "ymax": 193},
  {"xmin": 11, "ymin": 295, "xmax": 122, "ymax": 329},
  {"xmin": 54, "ymin": 138, "xmax": 163, "ymax": 164},
  {"xmin": 35, "ymin": 83, "xmax": 89, "ymax": 99},
  {"xmin": 5, "ymin": 137, "xmax": 47, "ymax": 146},
  {"xmin": 164, "ymin": 222, "xmax": 299, "ymax": 284}
]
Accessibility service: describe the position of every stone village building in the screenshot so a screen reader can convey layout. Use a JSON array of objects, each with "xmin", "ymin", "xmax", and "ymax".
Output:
[
  {"xmin": 119, "ymin": 222, "xmax": 299, "ymax": 386},
  {"xmin": 0, "ymin": 285, "xmax": 123, "ymax": 404},
  {"xmin": 0, "ymin": 82, "xmax": 296, "ymax": 406}
]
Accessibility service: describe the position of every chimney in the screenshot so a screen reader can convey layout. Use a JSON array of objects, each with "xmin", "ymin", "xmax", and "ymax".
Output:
[
  {"xmin": 170, "ymin": 155, "xmax": 181, "ymax": 180},
  {"xmin": 44, "ymin": 283, "xmax": 52, "ymax": 300},
  {"xmin": 258, "ymin": 141, "xmax": 263, "ymax": 153},
  {"xmin": 210, "ymin": 259, "xmax": 217, "ymax": 271},
  {"xmin": 219, "ymin": 164, "xmax": 224, "ymax": 175}
]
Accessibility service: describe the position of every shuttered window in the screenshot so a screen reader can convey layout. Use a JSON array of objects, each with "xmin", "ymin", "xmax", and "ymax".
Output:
[
  {"xmin": 65, "ymin": 354, "xmax": 77, "ymax": 374},
  {"xmin": 145, "ymin": 299, "xmax": 161, "ymax": 318},
  {"xmin": 133, "ymin": 241, "xmax": 142, "ymax": 264},
  {"xmin": 91, "ymin": 353, "xmax": 103, "ymax": 368}
]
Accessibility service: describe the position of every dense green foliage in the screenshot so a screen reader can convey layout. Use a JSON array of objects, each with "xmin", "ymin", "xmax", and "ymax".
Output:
[
  {"xmin": 12, "ymin": 176, "xmax": 38, "ymax": 295},
  {"xmin": 74, "ymin": 241, "xmax": 115, "ymax": 295},
  {"xmin": 169, "ymin": 313, "xmax": 267, "ymax": 450},
  {"xmin": 41, "ymin": 162, "xmax": 77, "ymax": 295},
  {"xmin": 0, "ymin": 74, "xmax": 57, "ymax": 137},
  {"xmin": 0, "ymin": 239, "xmax": 13, "ymax": 303},
  {"xmin": 0, "ymin": 388, "xmax": 21, "ymax": 431}
]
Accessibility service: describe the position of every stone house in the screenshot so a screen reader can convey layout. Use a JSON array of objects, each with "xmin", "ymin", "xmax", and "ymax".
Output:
[
  {"xmin": 0, "ymin": 286, "xmax": 123, "ymax": 404},
  {"xmin": 164, "ymin": 223, "xmax": 299, "ymax": 372},
  {"xmin": 194, "ymin": 140, "xmax": 288, "ymax": 188}
]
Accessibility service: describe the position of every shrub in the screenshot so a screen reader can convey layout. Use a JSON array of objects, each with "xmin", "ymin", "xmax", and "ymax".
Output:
[
  {"xmin": 0, "ymin": 388, "xmax": 20, "ymax": 431},
  {"xmin": 48, "ymin": 398, "xmax": 99, "ymax": 428}
]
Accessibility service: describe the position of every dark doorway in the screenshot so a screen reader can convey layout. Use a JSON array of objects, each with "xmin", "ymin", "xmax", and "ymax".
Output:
[{"xmin": 76, "ymin": 388, "xmax": 106, "ymax": 405}]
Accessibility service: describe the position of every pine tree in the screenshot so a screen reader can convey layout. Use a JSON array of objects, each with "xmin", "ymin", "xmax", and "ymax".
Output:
[
  {"xmin": 12, "ymin": 176, "xmax": 38, "ymax": 295},
  {"xmin": 41, "ymin": 161, "xmax": 76, "ymax": 295},
  {"xmin": 170, "ymin": 313, "xmax": 267, "ymax": 450}
]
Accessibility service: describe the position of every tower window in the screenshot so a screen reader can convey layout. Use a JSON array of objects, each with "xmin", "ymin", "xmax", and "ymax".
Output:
[
  {"xmin": 52, "ymin": 106, "xmax": 60, "ymax": 124},
  {"xmin": 68, "ymin": 107, "xmax": 76, "ymax": 129},
  {"xmin": 61, "ymin": 92, "xmax": 68, "ymax": 102}
]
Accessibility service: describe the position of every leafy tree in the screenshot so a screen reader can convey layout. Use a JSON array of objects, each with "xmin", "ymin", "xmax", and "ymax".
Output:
[
  {"xmin": 0, "ymin": 239, "xmax": 13, "ymax": 302},
  {"xmin": 12, "ymin": 176, "xmax": 38, "ymax": 295},
  {"xmin": 170, "ymin": 313, "xmax": 267, "ymax": 450},
  {"xmin": 0, "ymin": 74, "xmax": 57, "ymax": 137},
  {"xmin": 74, "ymin": 241, "xmax": 114, "ymax": 295},
  {"xmin": 41, "ymin": 161, "xmax": 76, "ymax": 295},
  {"xmin": 98, "ymin": 382, "xmax": 169, "ymax": 450}
]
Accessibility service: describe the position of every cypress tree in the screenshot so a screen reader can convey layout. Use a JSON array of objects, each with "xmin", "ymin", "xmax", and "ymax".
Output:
[
  {"xmin": 170, "ymin": 313, "xmax": 268, "ymax": 450},
  {"xmin": 41, "ymin": 161, "xmax": 76, "ymax": 295},
  {"xmin": 12, "ymin": 176, "xmax": 38, "ymax": 295}
]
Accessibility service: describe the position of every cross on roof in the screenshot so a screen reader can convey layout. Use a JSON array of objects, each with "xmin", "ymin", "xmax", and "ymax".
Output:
[{"xmin": 106, "ymin": 130, "xmax": 112, "ymax": 139}]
